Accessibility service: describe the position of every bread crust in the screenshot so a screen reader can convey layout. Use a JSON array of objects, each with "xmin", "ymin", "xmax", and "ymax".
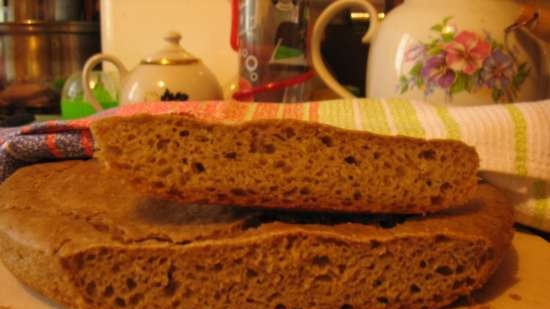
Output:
[
  {"xmin": 91, "ymin": 114, "xmax": 480, "ymax": 214},
  {"xmin": 0, "ymin": 161, "xmax": 512, "ymax": 309}
]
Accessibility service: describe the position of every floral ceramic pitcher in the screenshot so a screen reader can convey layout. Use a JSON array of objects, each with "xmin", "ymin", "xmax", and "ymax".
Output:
[{"xmin": 311, "ymin": 0, "xmax": 548, "ymax": 105}]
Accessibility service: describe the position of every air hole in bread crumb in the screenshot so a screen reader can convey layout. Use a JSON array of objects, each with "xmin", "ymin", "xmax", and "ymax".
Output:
[
  {"xmin": 192, "ymin": 162, "xmax": 205, "ymax": 173},
  {"xmin": 246, "ymin": 268, "xmax": 258, "ymax": 278},
  {"xmin": 283, "ymin": 187, "xmax": 297, "ymax": 197},
  {"xmin": 435, "ymin": 235, "xmax": 450, "ymax": 243},
  {"xmin": 158, "ymin": 167, "xmax": 173, "ymax": 177},
  {"xmin": 452, "ymin": 280, "xmax": 463, "ymax": 289},
  {"xmin": 320, "ymin": 136, "xmax": 333, "ymax": 146},
  {"xmin": 114, "ymin": 297, "xmax": 126, "ymax": 307},
  {"xmin": 465, "ymin": 277, "xmax": 475, "ymax": 286},
  {"xmin": 312, "ymin": 255, "xmax": 330, "ymax": 267},
  {"xmin": 373, "ymin": 152, "xmax": 381, "ymax": 159},
  {"xmin": 85, "ymin": 281, "xmax": 96, "ymax": 296},
  {"xmin": 127, "ymin": 134, "xmax": 136, "ymax": 141},
  {"xmin": 456, "ymin": 265, "xmax": 465, "ymax": 274},
  {"xmin": 196, "ymin": 135, "xmax": 209, "ymax": 142},
  {"xmin": 249, "ymin": 141, "xmax": 258, "ymax": 153},
  {"xmin": 314, "ymin": 274, "xmax": 332, "ymax": 282},
  {"xmin": 156, "ymin": 139, "xmax": 169, "ymax": 150},
  {"xmin": 275, "ymin": 304, "xmax": 286, "ymax": 309},
  {"xmin": 171, "ymin": 300, "xmax": 181, "ymax": 308},
  {"xmin": 431, "ymin": 195, "xmax": 443, "ymax": 205},
  {"xmin": 340, "ymin": 304, "xmax": 353, "ymax": 309},
  {"xmin": 103, "ymin": 285, "xmax": 114, "ymax": 297},
  {"xmin": 377, "ymin": 296, "xmax": 389, "ymax": 304},
  {"xmin": 231, "ymin": 188, "xmax": 247, "ymax": 196},
  {"xmin": 212, "ymin": 263, "xmax": 223, "ymax": 271},
  {"xmin": 129, "ymin": 293, "xmax": 143, "ymax": 305},
  {"xmin": 435, "ymin": 265, "xmax": 453, "ymax": 276},
  {"xmin": 179, "ymin": 130, "xmax": 189, "ymax": 137},
  {"xmin": 433, "ymin": 294, "xmax": 443, "ymax": 302},
  {"xmin": 372, "ymin": 279, "xmax": 383, "ymax": 287},
  {"xmin": 224, "ymin": 152, "xmax": 237, "ymax": 159},
  {"xmin": 344, "ymin": 156, "xmax": 358, "ymax": 165},
  {"xmin": 420, "ymin": 260, "xmax": 427, "ymax": 268},
  {"xmin": 419, "ymin": 149, "xmax": 436, "ymax": 160},
  {"xmin": 261, "ymin": 144, "xmax": 276, "ymax": 153},
  {"xmin": 410, "ymin": 284, "xmax": 421, "ymax": 293},
  {"xmin": 284, "ymin": 127, "xmax": 296, "ymax": 138},
  {"xmin": 126, "ymin": 278, "xmax": 136, "ymax": 291},
  {"xmin": 299, "ymin": 187, "xmax": 311, "ymax": 195},
  {"xmin": 152, "ymin": 181, "xmax": 164, "ymax": 189},
  {"xmin": 440, "ymin": 182, "xmax": 452, "ymax": 192},
  {"xmin": 337, "ymin": 264, "xmax": 347, "ymax": 274},
  {"xmin": 353, "ymin": 192, "xmax": 362, "ymax": 200}
]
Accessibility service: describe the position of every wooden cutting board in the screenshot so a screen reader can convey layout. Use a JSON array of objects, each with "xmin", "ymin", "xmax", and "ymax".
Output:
[{"xmin": 0, "ymin": 231, "xmax": 548, "ymax": 309}]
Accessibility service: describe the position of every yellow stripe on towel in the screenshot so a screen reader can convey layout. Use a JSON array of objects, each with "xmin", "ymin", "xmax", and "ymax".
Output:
[{"xmin": 385, "ymin": 99, "xmax": 426, "ymax": 138}]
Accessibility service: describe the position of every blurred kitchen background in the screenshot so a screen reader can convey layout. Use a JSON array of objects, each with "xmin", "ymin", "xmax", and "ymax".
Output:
[
  {"xmin": 0, "ymin": 0, "xmax": 404, "ymax": 126},
  {"xmin": 2, "ymin": 0, "xmax": 547, "ymax": 126}
]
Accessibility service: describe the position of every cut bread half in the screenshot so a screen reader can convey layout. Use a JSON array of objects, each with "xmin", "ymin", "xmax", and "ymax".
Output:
[{"xmin": 91, "ymin": 114, "xmax": 479, "ymax": 214}]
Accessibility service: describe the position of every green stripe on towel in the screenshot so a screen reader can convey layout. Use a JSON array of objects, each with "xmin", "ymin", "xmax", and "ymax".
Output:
[{"xmin": 385, "ymin": 99, "xmax": 426, "ymax": 138}]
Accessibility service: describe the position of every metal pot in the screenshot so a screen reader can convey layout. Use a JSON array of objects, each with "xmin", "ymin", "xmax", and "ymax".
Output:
[
  {"xmin": 5, "ymin": 0, "xmax": 83, "ymax": 22},
  {"xmin": 0, "ymin": 21, "xmax": 100, "ymax": 112}
]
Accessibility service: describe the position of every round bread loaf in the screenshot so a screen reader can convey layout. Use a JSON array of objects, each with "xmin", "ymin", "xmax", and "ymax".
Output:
[{"xmin": 0, "ymin": 160, "xmax": 513, "ymax": 309}]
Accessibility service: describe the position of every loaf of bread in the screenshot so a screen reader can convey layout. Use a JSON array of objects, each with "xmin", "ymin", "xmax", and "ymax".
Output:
[
  {"xmin": 0, "ymin": 160, "xmax": 513, "ymax": 309},
  {"xmin": 91, "ymin": 114, "xmax": 479, "ymax": 214}
]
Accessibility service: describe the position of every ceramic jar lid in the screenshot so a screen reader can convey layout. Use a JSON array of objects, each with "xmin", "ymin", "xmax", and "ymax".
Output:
[{"xmin": 141, "ymin": 31, "xmax": 199, "ymax": 65}]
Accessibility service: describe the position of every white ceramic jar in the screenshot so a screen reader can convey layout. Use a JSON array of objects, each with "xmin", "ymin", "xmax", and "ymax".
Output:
[{"xmin": 312, "ymin": 0, "xmax": 549, "ymax": 105}]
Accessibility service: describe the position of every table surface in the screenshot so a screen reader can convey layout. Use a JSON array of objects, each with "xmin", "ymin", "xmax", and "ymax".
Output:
[{"xmin": 0, "ymin": 231, "xmax": 549, "ymax": 309}]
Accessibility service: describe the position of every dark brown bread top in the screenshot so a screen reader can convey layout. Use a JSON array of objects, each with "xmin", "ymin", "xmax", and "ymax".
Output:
[
  {"xmin": 91, "ymin": 114, "xmax": 480, "ymax": 214},
  {"xmin": 0, "ymin": 161, "xmax": 512, "ymax": 309}
]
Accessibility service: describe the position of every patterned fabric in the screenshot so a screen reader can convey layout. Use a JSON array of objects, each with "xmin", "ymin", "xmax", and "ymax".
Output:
[{"xmin": 1, "ymin": 99, "xmax": 549, "ymax": 231}]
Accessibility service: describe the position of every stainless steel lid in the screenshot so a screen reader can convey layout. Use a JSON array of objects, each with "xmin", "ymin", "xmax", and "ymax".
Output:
[{"xmin": 0, "ymin": 21, "xmax": 99, "ymax": 34}]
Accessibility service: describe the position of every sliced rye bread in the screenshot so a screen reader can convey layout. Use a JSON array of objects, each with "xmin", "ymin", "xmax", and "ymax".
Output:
[
  {"xmin": 0, "ymin": 160, "xmax": 512, "ymax": 309},
  {"xmin": 90, "ymin": 114, "xmax": 479, "ymax": 214}
]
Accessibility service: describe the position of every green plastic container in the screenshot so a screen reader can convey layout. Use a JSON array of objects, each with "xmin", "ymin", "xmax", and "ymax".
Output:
[{"xmin": 61, "ymin": 71, "xmax": 119, "ymax": 119}]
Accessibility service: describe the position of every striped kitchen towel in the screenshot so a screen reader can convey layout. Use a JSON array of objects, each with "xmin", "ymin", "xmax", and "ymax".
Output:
[{"xmin": 1, "ymin": 99, "xmax": 549, "ymax": 231}]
